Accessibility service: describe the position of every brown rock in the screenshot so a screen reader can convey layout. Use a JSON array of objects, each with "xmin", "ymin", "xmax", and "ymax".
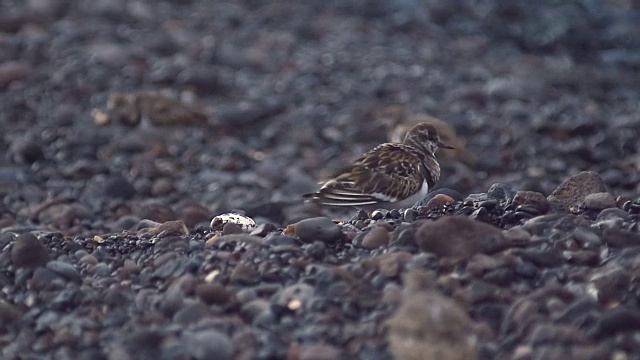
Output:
[
  {"xmin": 361, "ymin": 226, "xmax": 390, "ymax": 249},
  {"xmin": 387, "ymin": 291, "xmax": 478, "ymax": 360},
  {"xmin": 415, "ymin": 216, "xmax": 507, "ymax": 260},
  {"xmin": 378, "ymin": 252, "xmax": 412, "ymax": 278},
  {"xmin": 512, "ymin": 190, "xmax": 550, "ymax": 214},
  {"xmin": 426, "ymin": 194, "xmax": 456, "ymax": 210},
  {"xmin": 547, "ymin": 171, "xmax": 607, "ymax": 212}
]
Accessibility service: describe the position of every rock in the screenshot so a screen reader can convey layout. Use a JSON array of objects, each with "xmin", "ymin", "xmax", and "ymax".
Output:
[
  {"xmin": 425, "ymin": 194, "xmax": 456, "ymax": 210},
  {"xmin": 0, "ymin": 61, "xmax": 32, "ymax": 88},
  {"xmin": 11, "ymin": 233, "xmax": 48, "ymax": 268},
  {"xmin": 415, "ymin": 216, "xmax": 507, "ymax": 260},
  {"xmin": 292, "ymin": 217, "xmax": 341, "ymax": 243},
  {"xmin": 195, "ymin": 283, "xmax": 234, "ymax": 306},
  {"xmin": 105, "ymin": 176, "xmax": 137, "ymax": 199},
  {"xmin": 512, "ymin": 190, "xmax": 550, "ymax": 214},
  {"xmin": 173, "ymin": 301, "xmax": 211, "ymax": 325},
  {"xmin": 602, "ymin": 227, "xmax": 640, "ymax": 248},
  {"xmin": 582, "ymin": 192, "xmax": 616, "ymax": 211},
  {"xmin": 46, "ymin": 260, "xmax": 82, "ymax": 284},
  {"xmin": 486, "ymin": 183, "xmax": 514, "ymax": 202},
  {"xmin": 10, "ymin": 137, "xmax": 44, "ymax": 164},
  {"xmin": 415, "ymin": 188, "xmax": 464, "ymax": 207},
  {"xmin": 186, "ymin": 329, "xmax": 234, "ymax": 360},
  {"xmin": 291, "ymin": 344, "xmax": 342, "ymax": 360},
  {"xmin": 387, "ymin": 291, "xmax": 478, "ymax": 360},
  {"xmin": 0, "ymin": 301, "xmax": 20, "ymax": 329},
  {"xmin": 547, "ymin": 171, "xmax": 607, "ymax": 212},
  {"xmin": 361, "ymin": 226, "xmax": 390, "ymax": 249}
]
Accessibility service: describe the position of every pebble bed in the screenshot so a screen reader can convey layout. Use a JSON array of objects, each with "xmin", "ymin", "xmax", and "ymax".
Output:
[{"xmin": 2, "ymin": 1, "xmax": 640, "ymax": 359}]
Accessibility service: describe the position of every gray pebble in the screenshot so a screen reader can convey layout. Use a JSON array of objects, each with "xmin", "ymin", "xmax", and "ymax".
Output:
[
  {"xmin": 185, "ymin": 329, "xmax": 234, "ymax": 360},
  {"xmin": 46, "ymin": 260, "xmax": 82, "ymax": 284},
  {"xmin": 293, "ymin": 217, "xmax": 341, "ymax": 243}
]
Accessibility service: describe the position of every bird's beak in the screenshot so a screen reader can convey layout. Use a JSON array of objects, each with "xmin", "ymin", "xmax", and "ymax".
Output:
[{"xmin": 438, "ymin": 140, "xmax": 455, "ymax": 150}]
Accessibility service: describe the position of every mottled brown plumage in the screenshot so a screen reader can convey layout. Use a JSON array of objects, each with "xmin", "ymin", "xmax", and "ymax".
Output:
[
  {"xmin": 304, "ymin": 122, "xmax": 453, "ymax": 210},
  {"xmin": 106, "ymin": 92, "xmax": 210, "ymax": 128}
]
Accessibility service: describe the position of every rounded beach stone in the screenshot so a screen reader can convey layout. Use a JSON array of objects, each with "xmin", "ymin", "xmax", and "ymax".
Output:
[
  {"xmin": 293, "ymin": 217, "xmax": 341, "ymax": 243},
  {"xmin": 11, "ymin": 233, "xmax": 48, "ymax": 268},
  {"xmin": 415, "ymin": 216, "xmax": 507, "ymax": 259}
]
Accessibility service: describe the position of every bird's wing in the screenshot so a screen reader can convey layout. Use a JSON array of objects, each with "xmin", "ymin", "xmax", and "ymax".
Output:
[{"xmin": 313, "ymin": 144, "xmax": 424, "ymax": 206}]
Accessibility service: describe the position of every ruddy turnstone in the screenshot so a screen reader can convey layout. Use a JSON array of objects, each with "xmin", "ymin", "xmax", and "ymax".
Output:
[
  {"xmin": 304, "ymin": 122, "xmax": 454, "ymax": 211},
  {"xmin": 375, "ymin": 105, "xmax": 477, "ymax": 166},
  {"xmin": 100, "ymin": 91, "xmax": 211, "ymax": 128}
]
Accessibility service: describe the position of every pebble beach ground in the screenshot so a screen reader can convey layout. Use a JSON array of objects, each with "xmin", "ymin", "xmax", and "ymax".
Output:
[{"xmin": 2, "ymin": 1, "xmax": 640, "ymax": 359}]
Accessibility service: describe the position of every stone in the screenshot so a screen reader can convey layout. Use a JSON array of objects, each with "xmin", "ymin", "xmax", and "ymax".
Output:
[
  {"xmin": 387, "ymin": 291, "xmax": 478, "ymax": 360},
  {"xmin": 415, "ymin": 216, "xmax": 507, "ymax": 260},
  {"xmin": 512, "ymin": 190, "xmax": 550, "ymax": 214},
  {"xmin": 292, "ymin": 217, "xmax": 341, "ymax": 243},
  {"xmin": 547, "ymin": 171, "xmax": 607, "ymax": 212},
  {"xmin": 361, "ymin": 226, "xmax": 390, "ymax": 249},
  {"xmin": 11, "ymin": 233, "xmax": 48, "ymax": 268},
  {"xmin": 582, "ymin": 192, "xmax": 616, "ymax": 211}
]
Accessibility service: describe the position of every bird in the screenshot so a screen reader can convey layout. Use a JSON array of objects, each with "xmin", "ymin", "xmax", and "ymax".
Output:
[
  {"xmin": 102, "ymin": 91, "xmax": 211, "ymax": 128},
  {"xmin": 304, "ymin": 122, "xmax": 454, "ymax": 211},
  {"xmin": 374, "ymin": 105, "xmax": 477, "ymax": 167}
]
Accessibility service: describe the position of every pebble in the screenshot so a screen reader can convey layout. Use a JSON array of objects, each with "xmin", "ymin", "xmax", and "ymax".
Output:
[
  {"xmin": 387, "ymin": 291, "xmax": 478, "ymax": 360},
  {"xmin": 425, "ymin": 194, "xmax": 455, "ymax": 210},
  {"xmin": 186, "ymin": 329, "xmax": 234, "ymax": 360},
  {"xmin": 0, "ymin": 301, "xmax": 20, "ymax": 328},
  {"xmin": 547, "ymin": 171, "xmax": 607, "ymax": 212},
  {"xmin": 46, "ymin": 260, "xmax": 82, "ymax": 284},
  {"xmin": 104, "ymin": 176, "xmax": 137, "ymax": 199},
  {"xmin": 602, "ymin": 227, "xmax": 640, "ymax": 248},
  {"xmin": 582, "ymin": 192, "xmax": 616, "ymax": 211},
  {"xmin": 361, "ymin": 226, "xmax": 390, "ymax": 249},
  {"xmin": 415, "ymin": 216, "xmax": 507, "ymax": 259},
  {"xmin": 195, "ymin": 283, "xmax": 235, "ymax": 306},
  {"xmin": 293, "ymin": 344, "xmax": 342, "ymax": 360},
  {"xmin": 512, "ymin": 190, "xmax": 550, "ymax": 214},
  {"xmin": 292, "ymin": 217, "xmax": 341, "ymax": 243},
  {"xmin": 11, "ymin": 232, "xmax": 48, "ymax": 268}
]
